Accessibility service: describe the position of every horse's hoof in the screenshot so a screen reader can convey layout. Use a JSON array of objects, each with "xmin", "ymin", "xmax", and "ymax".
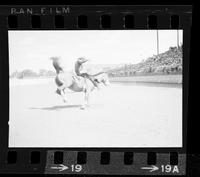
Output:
[
  {"xmin": 63, "ymin": 99, "xmax": 67, "ymax": 103},
  {"xmin": 80, "ymin": 106, "xmax": 86, "ymax": 110}
]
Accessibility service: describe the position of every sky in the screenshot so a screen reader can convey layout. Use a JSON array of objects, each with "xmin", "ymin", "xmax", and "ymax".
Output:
[{"xmin": 9, "ymin": 30, "xmax": 183, "ymax": 73}]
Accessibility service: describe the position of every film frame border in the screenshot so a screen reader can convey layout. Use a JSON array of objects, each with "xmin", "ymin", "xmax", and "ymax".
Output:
[{"xmin": 0, "ymin": 5, "xmax": 192, "ymax": 175}]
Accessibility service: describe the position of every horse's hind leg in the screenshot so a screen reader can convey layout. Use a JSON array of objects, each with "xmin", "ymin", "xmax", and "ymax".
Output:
[
  {"xmin": 60, "ymin": 89, "xmax": 67, "ymax": 103},
  {"xmin": 57, "ymin": 83, "xmax": 66, "ymax": 93}
]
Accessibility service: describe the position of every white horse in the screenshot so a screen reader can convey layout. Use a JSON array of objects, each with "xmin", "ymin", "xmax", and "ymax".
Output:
[{"xmin": 51, "ymin": 57, "xmax": 110, "ymax": 109}]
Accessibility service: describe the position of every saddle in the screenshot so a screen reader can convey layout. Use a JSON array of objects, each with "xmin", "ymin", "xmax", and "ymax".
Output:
[
  {"xmin": 72, "ymin": 74, "xmax": 99, "ymax": 87},
  {"xmin": 72, "ymin": 74, "xmax": 82, "ymax": 80}
]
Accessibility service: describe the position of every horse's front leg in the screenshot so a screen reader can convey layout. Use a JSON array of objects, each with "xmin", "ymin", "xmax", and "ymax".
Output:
[
  {"xmin": 81, "ymin": 89, "xmax": 90, "ymax": 109},
  {"xmin": 85, "ymin": 90, "xmax": 90, "ymax": 106}
]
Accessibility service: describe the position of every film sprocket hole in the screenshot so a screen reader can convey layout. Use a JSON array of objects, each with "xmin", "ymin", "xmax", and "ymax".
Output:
[{"xmin": 0, "ymin": 4, "xmax": 192, "ymax": 176}]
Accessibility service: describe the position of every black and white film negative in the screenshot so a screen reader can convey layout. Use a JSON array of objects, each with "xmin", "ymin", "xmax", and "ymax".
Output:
[{"xmin": 0, "ymin": 4, "xmax": 193, "ymax": 176}]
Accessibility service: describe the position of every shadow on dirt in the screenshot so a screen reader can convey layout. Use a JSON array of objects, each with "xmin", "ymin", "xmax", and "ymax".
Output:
[{"xmin": 30, "ymin": 104, "xmax": 82, "ymax": 111}]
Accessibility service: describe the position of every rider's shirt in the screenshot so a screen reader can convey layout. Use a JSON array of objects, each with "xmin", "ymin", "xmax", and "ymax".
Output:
[
  {"xmin": 74, "ymin": 59, "xmax": 99, "ymax": 87},
  {"xmin": 75, "ymin": 61, "xmax": 89, "ymax": 77},
  {"xmin": 75, "ymin": 61, "xmax": 82, "ymax": 76}
]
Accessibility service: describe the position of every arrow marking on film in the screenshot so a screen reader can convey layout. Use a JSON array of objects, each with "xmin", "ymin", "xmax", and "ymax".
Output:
[
  {"xmin": 141, "ymin": 165, "xmax": 159, "ymax": 172},
  {"xmin": 51, "ymin": 164, "xmax": 69, "ymax": 171}
]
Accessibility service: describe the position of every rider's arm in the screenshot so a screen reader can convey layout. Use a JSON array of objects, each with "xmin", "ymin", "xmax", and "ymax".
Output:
[{"xmin": 82, "ymin": 59, "xmax": 89, "ymax": 63}]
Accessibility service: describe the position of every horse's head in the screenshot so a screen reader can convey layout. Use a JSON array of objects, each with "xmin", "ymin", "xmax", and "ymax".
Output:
[
  {"xmin": 95, "ymin": 73, "xmax": 110, "ymax": 87},
  {"xmin": 102, "ymin": 74, "xmax": 110, "ymax": 86}
]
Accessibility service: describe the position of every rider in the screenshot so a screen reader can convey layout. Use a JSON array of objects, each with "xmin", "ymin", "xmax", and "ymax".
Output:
[
  {"xmin": 75, "ymin": 57, "xmax": 99, "ymax": 88},
  {"xmin": 53, "ymin": 57, "xmax": 99, "ymax": 95}
]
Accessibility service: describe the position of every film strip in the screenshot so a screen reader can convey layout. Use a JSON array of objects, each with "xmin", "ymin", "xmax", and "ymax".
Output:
[
  {"xmin": 0, "ymin": 5, "xmax": 192, "ymax": 175},
  {"xmin": 0, "ymin": 150, "xmax": 186, "ymax": 175}
]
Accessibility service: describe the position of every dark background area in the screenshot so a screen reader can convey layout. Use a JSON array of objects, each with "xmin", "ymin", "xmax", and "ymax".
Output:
[{"xmin": 0, "ymin": 0, "xmax": 198, "ymax": 176}]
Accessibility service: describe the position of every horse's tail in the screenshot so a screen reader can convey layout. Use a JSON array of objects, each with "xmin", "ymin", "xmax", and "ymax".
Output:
[{"xmin": 50, "ymin": 57, "xmax": 64, "ymax": 74}]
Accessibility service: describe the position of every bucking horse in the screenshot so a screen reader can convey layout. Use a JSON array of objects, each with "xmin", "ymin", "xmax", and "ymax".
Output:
[{"xmin": 50, "ymin": 57, "xmax": 110, "ymax": 109}]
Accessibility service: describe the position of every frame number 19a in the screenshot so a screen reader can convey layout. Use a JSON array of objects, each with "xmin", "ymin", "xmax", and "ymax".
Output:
[{"xmin": 161, "ymin": 165, "xmax": 179, "ymax": 173}]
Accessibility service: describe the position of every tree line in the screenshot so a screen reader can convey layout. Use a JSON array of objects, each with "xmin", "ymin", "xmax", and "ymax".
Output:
[{"xmin": 10, "ymin": 69, "xmax": 56, "ymax": 79}]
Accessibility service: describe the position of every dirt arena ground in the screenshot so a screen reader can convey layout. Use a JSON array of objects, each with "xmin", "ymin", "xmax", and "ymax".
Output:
[{"xmin": 9, "ymin": 78, "xmax": 182, "ymax": 147}]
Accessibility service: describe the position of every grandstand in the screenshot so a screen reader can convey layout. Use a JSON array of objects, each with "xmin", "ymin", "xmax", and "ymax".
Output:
[{"xmin": 108, "ymin": 46, "xmax": 182, "ymax": 77}]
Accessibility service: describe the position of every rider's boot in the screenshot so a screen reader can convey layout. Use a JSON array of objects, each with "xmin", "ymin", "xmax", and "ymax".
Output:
[
  {"xmin": 88, "ymin": 77, "xmax": 99, "ymax": 89},
  {"xmin": 92, "ymin": 80, "xmax": 97, "ymax": 87},
  {"xmin": 92, "ymin": 80, "xmax": 100, "ymax": 90}
]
